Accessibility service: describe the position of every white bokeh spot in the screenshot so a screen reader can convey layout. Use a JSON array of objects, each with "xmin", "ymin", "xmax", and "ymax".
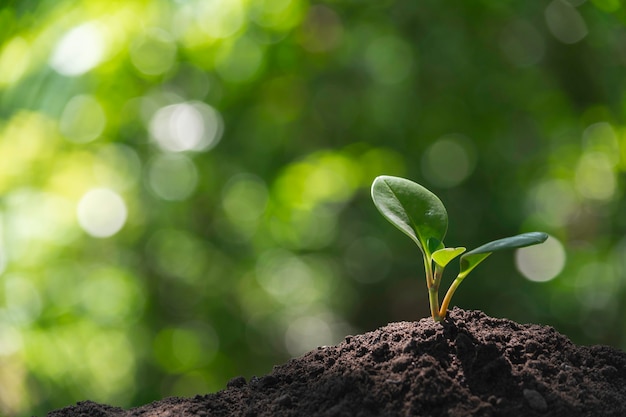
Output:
[
  {"xmin": 77, "ymin": 188, "xmax": 127, "ymax": 238},
  {"xmin": 50, "ymin": 22, "xmax": 106, "ymax": 76},
  {"xmin": 149, "ymin": 102, "xmax": 223, "ymax": 152},
  {"xmin": 515, "ymin": 235, "xmax": 565, "ymax": 283}
]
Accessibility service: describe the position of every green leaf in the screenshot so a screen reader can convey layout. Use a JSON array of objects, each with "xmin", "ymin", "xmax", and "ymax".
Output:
[
  {"xmin": 371, "ymin": 176, "xmax": 448, "ymax": 255},
  {"xmin": 457, "ymin": 252, "xmax": 492, "ymax": 279},
  {"xmin": 427, "ymin": 237, "xmax": 444, "ymax": 254},
  {"xmin": 432, "ymin": 247, "xmax": 466, "ymax": 268},
  {"xmin": 459, "ymin": 232, "xmax": 548, "ymax": 278}
]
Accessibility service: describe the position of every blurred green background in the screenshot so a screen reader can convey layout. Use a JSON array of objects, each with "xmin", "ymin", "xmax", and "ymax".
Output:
[{"xmin": 1, "ymin": 0, "xmax": 626, "ymax": 415}]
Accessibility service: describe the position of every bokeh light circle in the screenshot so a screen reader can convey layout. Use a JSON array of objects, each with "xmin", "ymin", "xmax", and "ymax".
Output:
[
  {"xmin": 544, "ymin": 0, "xmax": 588, "ymax": 44},
  {"xmin": 221, "ymin": 175, "xmax": 269, "ymax": 223},
  {"xmin": 421, "ymin": 135, "xmax": 477, "ymax": 188},
  {"xmin": 149, "ymin": 102, "xmax": 223, "ymax": 152},
  {"xmin": 147, "ymin": 153, "xmax": 198, "ymax": 201},
  {"xmin": 284, "ymin": 315, "xmax": 333, "ymax": 356},
  {"xmin": 528, "ymin": 179, "xmax": 578, "ymax": 228},
  {"xmin": 575, "ymin": 152, "xmax": 616, "ymax": 201},
  {"xmin": 515, "ymin": 235, "xmax": 565, "ymax": 282},
  {"xmin": 49, "ymin": 22, "xmax": 105, "ymax": 76},
  {"xmin": 59, "ymin": 95, "xmax": 106, "ymax": 143},
  {"xmin": 364, "ymin": 35, "xmax": 414, "ymax": 85},
  {"xmin": 130, "ymin": 28, "xmax": 177, "ymax": 76},
  {"xmin": 76, "ymin": 188, "xmax": 127, "ymax": 238}
]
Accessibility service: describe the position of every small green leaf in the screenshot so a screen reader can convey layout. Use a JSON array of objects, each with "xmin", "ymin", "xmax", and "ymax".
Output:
[
  {"xmin": 459, "ymin": 232, "xmax": 548, "ymax": 278},
  {"xmin": 458, "ymin": 252, "xmax": 492, "ymax": 279},
  {"xmin": 371, "ymin": 176, "xmax": 448, "ymax": 255},
  {"xmin": 432, "ymin": 247, "xmax": 466, "ymax": 268}
]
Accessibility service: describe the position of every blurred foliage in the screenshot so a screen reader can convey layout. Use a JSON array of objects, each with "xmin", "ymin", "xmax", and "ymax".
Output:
[{"xmin": 1, "ymin": 0, "xmax": 626, "ymax": 416}]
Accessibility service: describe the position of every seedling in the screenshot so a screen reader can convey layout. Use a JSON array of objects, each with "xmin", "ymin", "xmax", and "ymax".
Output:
[{"xmin": 371, "ymin": 175, "xmax": 548, "ymax": 322}]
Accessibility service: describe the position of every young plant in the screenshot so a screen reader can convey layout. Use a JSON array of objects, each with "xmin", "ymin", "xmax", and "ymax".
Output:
[{"xmin": 371, "ymin": 175, "xmax": 548, "ymax": 322}]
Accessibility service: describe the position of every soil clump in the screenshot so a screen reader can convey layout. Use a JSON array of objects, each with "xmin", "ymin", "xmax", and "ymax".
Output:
[{"xmin": 45, "ymin": 308, "xmax": 626, "ymax": 417}]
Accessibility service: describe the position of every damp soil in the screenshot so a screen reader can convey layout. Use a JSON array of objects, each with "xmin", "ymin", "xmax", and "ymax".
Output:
[{"xmin": 45, "ymin": 308, "xmax": 626, "ymax": 417}]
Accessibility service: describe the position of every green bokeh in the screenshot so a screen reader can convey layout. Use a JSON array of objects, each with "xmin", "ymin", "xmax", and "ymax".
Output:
[{"xmin": 1, "ymin": 1, "xmax": 626, "ymax": 416}]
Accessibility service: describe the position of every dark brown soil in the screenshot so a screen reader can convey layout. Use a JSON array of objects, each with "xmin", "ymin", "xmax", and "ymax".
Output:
[{"xmin": 45, "ymin": 308, "xmax": 626, "ymax": 417}]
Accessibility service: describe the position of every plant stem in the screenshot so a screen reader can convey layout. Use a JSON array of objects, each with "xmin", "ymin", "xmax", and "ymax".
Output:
[
  {"xmin": 424, "ymin": 255, "xmax": 440, "ymax": 321},
  {"xmin": 429, "ymin": 287, "xmax": 441, "ymax": 321},
  {"xmin": 433, "ymin": 264, "xmax": 442, "ymax": 289},
  {"xmin": 438, "ymin": 274, "xmax": 464, "ymax": 319},
  {"xmin": 423, "ymin": 254, "xmax": 434, "ymax": 288}
]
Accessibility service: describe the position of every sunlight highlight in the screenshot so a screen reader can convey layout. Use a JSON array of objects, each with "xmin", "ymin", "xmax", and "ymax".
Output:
[
  {"xmin": 515, "ymin": 235, "xmax": 565, "ymax": 282},
  {"xmin": 153, "ymin": 325, "xmax": 219, "ymax": 373},
  {"xmin": 575, "ymin": 152, "xmax": 616, "ymax": 201},
  {"xmin": 196, "ymin": 0, "xmax": 245, "ymax": 39},
  {"xmin": 0, "ymin": 324, "xmax": 22, "ymax": 356},
  {"xmin": 149, "ymin": 102, "xmax": 223, "ymax": 152},
  {"xmin": 0, "ymin": 37, "xmax": 31, "ymax": 86},
  {"xmin": 215, "ymin": 37, "xmax": 265, "ymax": 83},
  {"xmin": 421, "ymin": 135, "xmax": 477, "ymax": 188},
  {"xmin": 284, "ymin": 315, "xmax": 333, "ymax": 356},
  {"xmin": 59, "ymin": 95, "xmax": 106, "ymax": 143},
  {"xmin": 221, "ymin": 175, "xmax": 269, "ymax": 223},
  {"xmin": 76, "ymin": 188, "xmax": 127, "ymax": 238},
  {"xmin": 5, "ymin": 275, "xmax": 42, "ymax": 325},
  {"xmin": 147, "ymin": 154, "xmax": 198, "ymax": 201},
  {"xmin": 130, "ymin": 28, "xmax": 177, "ymax": 76},
  {"xmin": 364, "ymin": 35, "xmax": 414, "ymax": 85},
  {"xmin": 49, "ymin": 22, "xmax": 106, "ymax": 76},
  {"xmin": 528, "ymin": 179, "xmax": 578, "ymax": 227},
  {"xmin": 545, "ymin": 0, "xmax": 587, "ymax": 44},
  {"xmin": 575, "ymin": 262, "xmax": 620, "ymax": 310}
]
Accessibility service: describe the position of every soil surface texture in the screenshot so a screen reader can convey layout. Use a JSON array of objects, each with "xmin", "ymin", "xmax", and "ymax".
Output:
[{"xmin": 45, "ymin": 308, "xmax": 626, "ymax": 417}]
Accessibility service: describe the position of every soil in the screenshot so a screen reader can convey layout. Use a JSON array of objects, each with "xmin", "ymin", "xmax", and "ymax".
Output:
[{"xmin": 44, "ymin": 308, "xmax": 626, "ymax": 417}]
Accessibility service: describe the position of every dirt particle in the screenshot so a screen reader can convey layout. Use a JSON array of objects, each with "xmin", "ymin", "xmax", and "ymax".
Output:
[
  {"xmin": 257, "ymin": 375, "xmax": 278, "ymax": 389},
  {"xmin": 523, "ymin": 388, "xmax": 547, "ymax": 412},
  {"xmin": 525, "ymin": 341, "xmax": 539, "ymax": 354},
  {"xmin": 423, "ymin": 327, "xmax": 436, "ymax": 337},
  {"xmin": 600, "ymin": 365, "xmax": 617, "ymax": 378},
  {"xmin": 455, "ymin": 332, "xmax": 475, "ymax": 358},
  {"xmin": 391, "ymin": 357, "xmax": 411, "ymax": 372},
  {"xmin": 275, "ymin": 394, "xmax": 292, "ymax": 406},
  {"xmin": 226, "ymin": 376, "xmax": 247, "ymax": 389},
  {"xmin": 356, "ymin": 346, "xmax": 368, "ymax": 357},
  {"xmin": 308, "ymin": 364, "xmax": 324, "ymax": 377},
  {"xmin": 371, "ymin": 342, "xmax": 390, "ymax": 362},
  {"xmin": 402, "ymin": 339, "xmax": 418, "ymax": 353}
]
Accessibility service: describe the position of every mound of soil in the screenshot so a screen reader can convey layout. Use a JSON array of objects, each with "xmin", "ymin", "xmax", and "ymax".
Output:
[{"xmin": 45, "ymin": 308, "xmax": 626, "ymax": 417}]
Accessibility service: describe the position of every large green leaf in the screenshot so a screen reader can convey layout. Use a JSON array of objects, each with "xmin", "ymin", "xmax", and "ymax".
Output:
[
  {"xmin": 459, "ymin": 232, "xmax": 548, "ymax": 278},
  {"xmin": 371, "ymin": 176, "xmax": 448, "ymax": 254}
]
